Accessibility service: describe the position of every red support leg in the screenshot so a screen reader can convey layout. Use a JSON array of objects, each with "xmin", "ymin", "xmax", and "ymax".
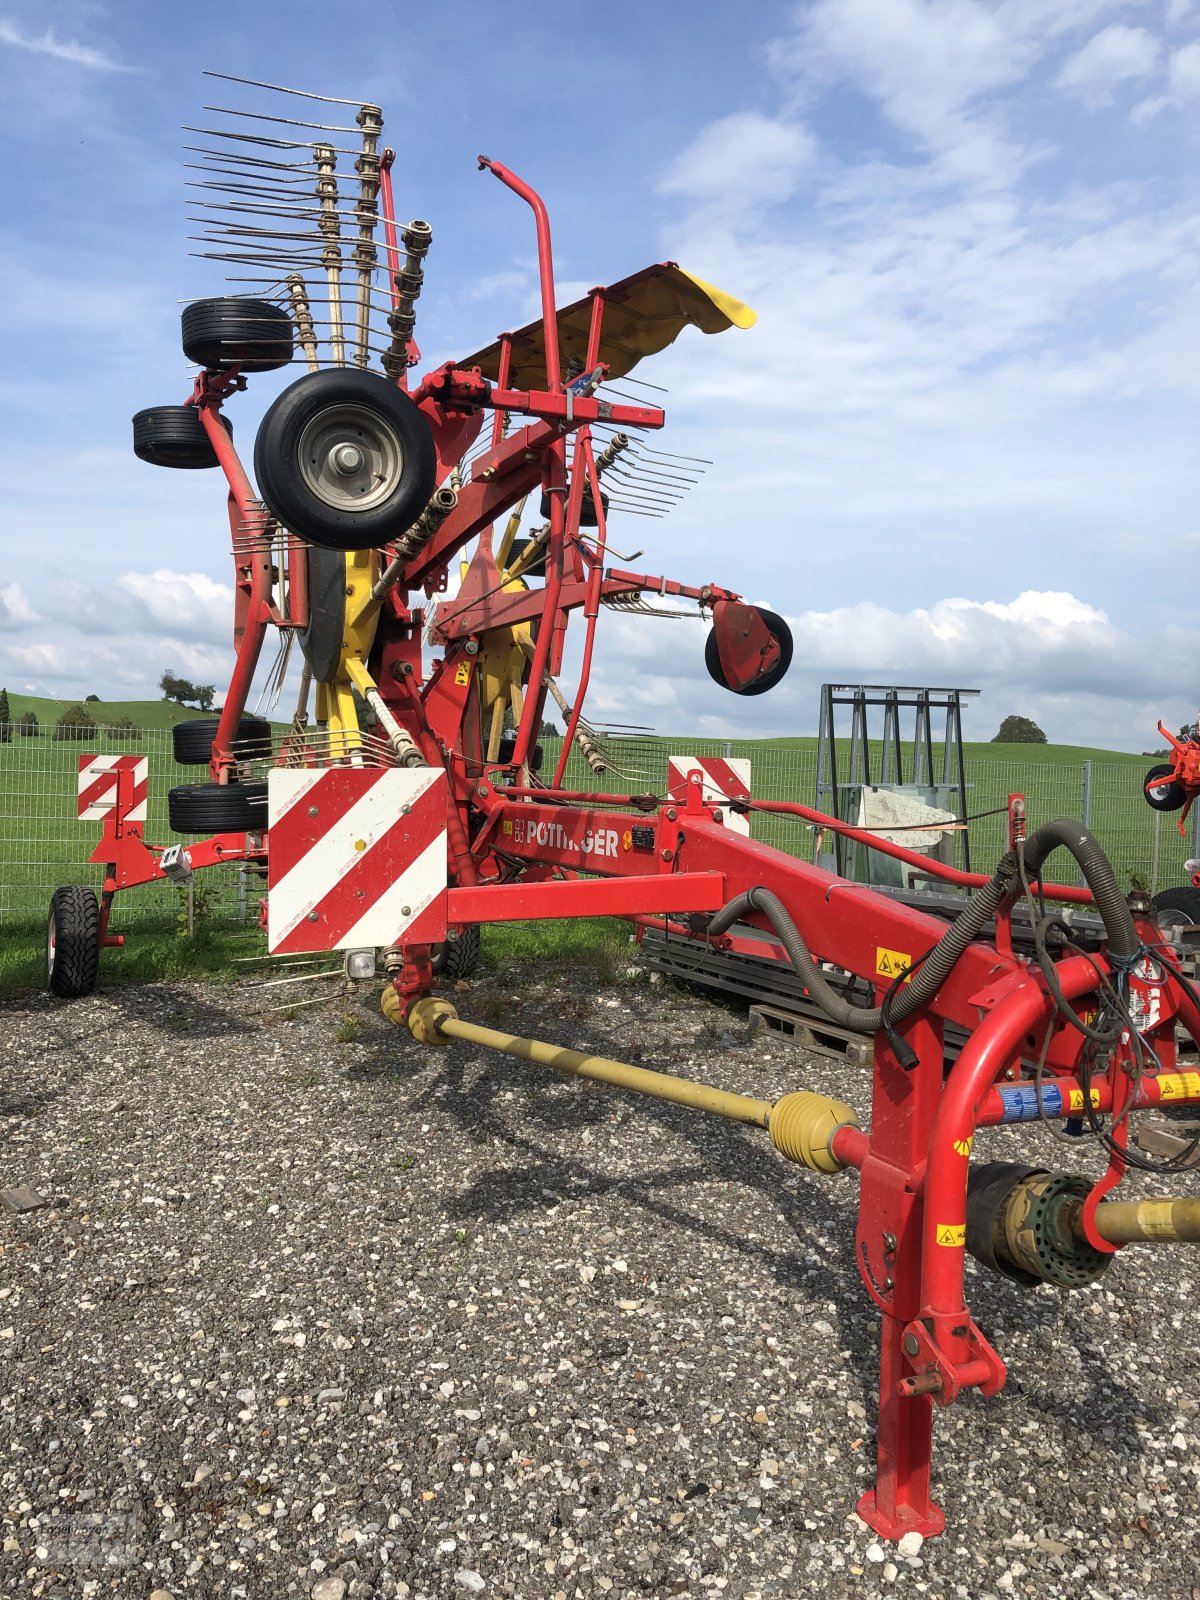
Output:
[{"xmin": 855, "ymin": 1014, "xmax": 947, "ymax": 1539}]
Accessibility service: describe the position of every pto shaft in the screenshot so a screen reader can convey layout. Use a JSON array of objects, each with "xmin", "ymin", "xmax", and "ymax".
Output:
[
  {"xmin": 394, "ymin": 996, "xmax": 858, "ymax": 1173},
  {"xmin": 1090, "ymin": 1197, "xmax": 1200, "ymax": 1244}
]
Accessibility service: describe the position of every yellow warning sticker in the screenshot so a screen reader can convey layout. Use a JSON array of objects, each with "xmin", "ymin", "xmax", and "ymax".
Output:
[
  {"xmin": 1158, "ymin": 1071, "xmax": 1200, "ymax": 1101},
  {"xmin": 875, "ymin": 947, "xmax": 911, "ymax": 983},
  {"xmin": 454, "ymin": 661, "xmax": 471, "ymax": 686},
  {"xmin": 501, "ymin": 820, "xmax": 513, "ymax": 836},
  {"xmin": 935, "ymin": 1223, "xmax": 966, "ymax": 1248},
  {"xmin": 622, "ymin": 830, "xmax": 633, "ymax": 852},
  {"xmin": 1066, "ymin": 1087, "xmax": 1102, "ymax": 1112},
  {"xmin": 952, "ymin": 1136, "xmax": 973, "ymax": 1158}
]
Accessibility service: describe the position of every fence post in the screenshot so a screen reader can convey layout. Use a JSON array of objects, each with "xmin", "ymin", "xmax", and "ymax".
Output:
[
  {"xmin": 722, "ymin": 740, "xmax": 732, "ymax": 759},
  {"xmin": 1079, "ymin": 761, "xmax": 1092, "ymax": 886},
  {"xmin": 1151, "ymin": 808, "xmax": 1161, "ymax": 899}
]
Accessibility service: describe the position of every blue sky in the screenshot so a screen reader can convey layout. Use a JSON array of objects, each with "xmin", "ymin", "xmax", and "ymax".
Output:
[{"xmin": 0, "ymin": 0, "xmax": 1197, "ymax": 751}]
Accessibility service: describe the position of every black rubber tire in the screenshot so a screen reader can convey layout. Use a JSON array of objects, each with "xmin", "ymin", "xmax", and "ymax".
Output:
[
  {"xmin": 431, "ymin": 924, "xmax": 481, "ymax": 980},
  {"xmin": 1144, "ymin": 763, "xmax": 1187, "ymax": 812},
  {"xmin": 47, "ymin": 886, "xmax": 101, "ymax": 999},
  {"xmin": 133, "ymin": 406, "xmax": 232, "ymax": 469},
  {"xmin": 539, "ymin": 485, "xmax": 609, "ymax": 528},
  {"xmin": 168, "ymin": 781, "xmax": 269, "ymax": 834},
  {"xmin": 1151, "ymin": 886, "xmax": 1200, "ymax": 929},
  {"xmin": 182, "ymin": 297, "xmax": 294, "ymax": 373},
  {"xmin": 298, "ymin": 546, "xmax": 348, "ymax": 683},
  {"xmin": 172, "ymin": 716, "xmax": 274, "ymax": 767},
  {"xmin": 254, "ymin": 369, "xmax": 437, "ymax": 551},
  {"xmin": 705, "ymin": 606, "xmax": 794, "ymax": 696}
]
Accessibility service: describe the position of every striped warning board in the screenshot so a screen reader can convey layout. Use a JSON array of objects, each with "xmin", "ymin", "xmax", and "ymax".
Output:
[
  {"xmin": 666, "ymin": 755, "xmax": 751, "ymax": 835},
  {"xmin": 76, "ymin": 754, "xmax": 148, "ymax": 822},
  {"xmin": 267, "ymin": 767, "xmax": 448, "ymax": 955}
]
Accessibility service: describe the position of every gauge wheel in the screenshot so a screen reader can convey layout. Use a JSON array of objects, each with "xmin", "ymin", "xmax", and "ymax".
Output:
[
  {"xmin": 132, "ymin": 406, "xmax": 232, "ymax": 469},
  {"xmin": 254, "ymin": 368, "xmax": 436, "ymax": 551},
  {"xmin": 47, "ymin": 886, "xmax": 100, "ymax": 998},
  {"xmin": 539, "ymin": 485, "xmax": 609, "ymax": 527},
  {"xmin": 1151, "ymin": 886, "xmax": 1200, "ymax": 930},
  {"xmin": 705, "ymin": 606, "xmax": 794, "ymax": 696},
  {"xmin": 1143, "ymin": 763, "xmax": 1187, "ymax": 812},
  {"xmin": 182, "ymin": 297, "xmax": 295, "ymax": 372},
  {"xmin": 172, "ymin": 716, "xmax": 274, "ymax": 767},
  {"xmin": 168, "ymin": 780, "xmax": 269, "ymax": 834},
  {"xmin": 431, "ymin": 924, "xmax": 481, "ymax": 980}
]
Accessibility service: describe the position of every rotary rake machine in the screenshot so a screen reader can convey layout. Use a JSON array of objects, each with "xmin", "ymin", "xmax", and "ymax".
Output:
[{"xmin": 50, "ymin": 75, "xmax": 1200, "ymax": 1540}]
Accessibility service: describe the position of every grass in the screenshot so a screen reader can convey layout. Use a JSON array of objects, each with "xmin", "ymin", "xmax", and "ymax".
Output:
[
  {"xmin": 2, "ymin": 703, "xmax": 1195, "ymax": 999},
  {"xmin": 0, "ymin": 691, "xmax": 288, "ymax": 734},
  {"xmin": 0, "ymin": 917, "xmax": 263, "ymax": 997}
]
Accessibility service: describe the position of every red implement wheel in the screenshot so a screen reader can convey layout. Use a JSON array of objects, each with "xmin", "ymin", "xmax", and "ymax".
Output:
[{"xmin": 1144, "ymin": 763, "xmax": 1186, "ymax": 812}]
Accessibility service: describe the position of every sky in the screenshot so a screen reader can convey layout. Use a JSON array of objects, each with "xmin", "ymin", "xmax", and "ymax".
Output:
[{"xmin": 0, "ymin": 0, "xmax": 1198, "ymax": 752}]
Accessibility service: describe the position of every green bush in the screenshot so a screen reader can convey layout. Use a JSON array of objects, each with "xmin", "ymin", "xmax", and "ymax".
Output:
[{"xmin": 53, "ymin": 704, "xmax": 97, "ymax": 741}]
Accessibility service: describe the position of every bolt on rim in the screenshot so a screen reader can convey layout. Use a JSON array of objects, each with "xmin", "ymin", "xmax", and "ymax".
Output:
[{"xmin": 297, "ymin": 402, "xmax": 404, "ymax": 513}]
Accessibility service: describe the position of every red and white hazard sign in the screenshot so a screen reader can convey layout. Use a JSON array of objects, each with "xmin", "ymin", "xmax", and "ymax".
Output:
[
  {"xmin": 77, "ymin": 754, "xmax": 148, "ymax": 822},
  {"xmin": 666, "ymin": 755, "xmax": 751, "ymax": 835},
  {"xmin": 267, "ymin": 767, "xmax": 448, "ymax": 954}
]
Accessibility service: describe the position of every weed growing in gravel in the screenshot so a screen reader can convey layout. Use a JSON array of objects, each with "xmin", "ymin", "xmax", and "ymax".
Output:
[
  {"xmin": 454, "ymin": 1227, "xmax": 469, "ymax": 1248},
  {"xmin": 334, "ymin": 1014, "xmax": 363, "ymax": 1044},
  {"xmin": 283, "ymin": 1067, "xmax": 322, "ymax": 1089},
  {"xmin": 390, "ymin": 1154, "xmax": 415, "ymax": 1171}
]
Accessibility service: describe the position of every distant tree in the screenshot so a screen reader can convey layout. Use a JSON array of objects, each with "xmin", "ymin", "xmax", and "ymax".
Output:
[
  {"xmin": 53, "ymin": 703, "xmax": 97, "ymax": 741},
  {"xmin": 107, "ymin": 716, "xmax": 142, "ymax": 741},
  {"xmin": 0, "ymin": 686, "xmax": 9, "ymax": 743},
  {"xmin": 160, "ymin": 670, "xmax": 197, "ymax": 706},
  {"xmin": 16, "ymin": 711, "xmax": 39, "ymax": 737},
  {"xmin": 539, "ymin": 719, "xmax": 560, "ymax": 737},
  {"xmin": 85, "ymin": 693, "xmax": 100, "ymax": 703},
  {"xmin": 160, "ymin": 670, "xmax": 215, "ymax": 710},
  {"xmin": 991, "ymin": 715, "xmax": 1047, "ymax": 745}
]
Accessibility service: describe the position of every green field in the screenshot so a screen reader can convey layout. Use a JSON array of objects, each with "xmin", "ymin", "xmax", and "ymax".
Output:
[{"xmin": 1, "ymin": 698, "xmax": 1193, "ymax": 950}]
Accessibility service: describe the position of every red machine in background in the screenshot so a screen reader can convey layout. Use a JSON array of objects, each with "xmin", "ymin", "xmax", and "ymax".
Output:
[{"xmin": 49, "ymin": 76, "xmax": 1200, "ymax": 1541}]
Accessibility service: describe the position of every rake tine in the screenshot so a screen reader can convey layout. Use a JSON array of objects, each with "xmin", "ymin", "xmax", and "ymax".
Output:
[{"xmin": 202, "ymin": 69, "xmax": 375, "ymax": 108}]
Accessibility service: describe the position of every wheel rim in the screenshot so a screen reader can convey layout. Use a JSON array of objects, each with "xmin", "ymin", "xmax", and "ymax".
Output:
[
  {"xmin": 46, "ymin": 912, "xmax": 56, "ymax": 979},
  {"xmin": 1149, "ymin": 783, "xmax": 1172, "ymax": 803},
  {"xmin": 297, "ymin": 402, "xmax": 403, "ymax": 513}
]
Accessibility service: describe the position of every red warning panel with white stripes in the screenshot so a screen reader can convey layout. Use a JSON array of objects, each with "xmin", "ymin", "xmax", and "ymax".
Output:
[
  {"xmin": 268, "ymin": 768, "xmax": 449, "ymax": 955},
  {"xmin": 666, "ymin": 755, "xmax": 751, "ymax": 836},
  {"xmin": 76, "ymin": 754, "xmax": 148, "ymax": 822}
]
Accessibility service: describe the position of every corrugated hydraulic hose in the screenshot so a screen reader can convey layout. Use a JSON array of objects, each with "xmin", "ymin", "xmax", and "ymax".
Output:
[{"xmin": 706, "ymin": 819, "xmax": 1139, "ymax": 1039}]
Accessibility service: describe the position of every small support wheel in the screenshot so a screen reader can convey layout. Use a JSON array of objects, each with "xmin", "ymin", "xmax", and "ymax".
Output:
[
  {"xmin": 172, "ymin": 716, "xmax": 273, "ymax": 766},
  {"xmin": 168, "ymin": 781, "xmax": 269, "ymax": 834},
  {"xmin": 253, "ymin": 368, "xmax": 437, "ymax": 551},
  {"xmin": 431, "ymin": 924, "xmax": 481, "ymax": 980},
  {"xmin": 1144, "ymin": 763, "xmax": 1187, "ymax": 812},
  {"xmin": 705, "ymin": 605, "xmax": 794, "ymax": 696},
  {"xmin": 132, "ymin": 406, "xmax": 231, "ymax": 469},
  {"xmin": 1151, "ymin": 886, "xmax": 1200, "ymax": 930},
  {"xmin": 47, "ymin": 886, "xmax": 100, "ymax": 998},
  {"xmin": 182, "ymin": 297, "xmax": 295, "ymax": 372}
]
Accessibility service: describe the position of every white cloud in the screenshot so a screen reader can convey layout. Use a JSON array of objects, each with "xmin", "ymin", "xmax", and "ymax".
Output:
[
  {"xmin": 1169, "ymin": 38, "xmax": 1200, "ymax": 95},
  {"xmin": 576, "ymin": 588, "xmax": 1199, "ymax": 752},
  {"xmin": 658, "ymin": 112, "xmax": 814, "ymax": 210},
  {"xmin": 1055, "ymin": 24, "xmax": 1159, "ymax": 106},
  {"xmin": 0, "ymin": 20, "xmax": 135, "ymax": 73},
  {"xmin": 0, "ymin": 579, "xmax": 37, "ymax": 628}
]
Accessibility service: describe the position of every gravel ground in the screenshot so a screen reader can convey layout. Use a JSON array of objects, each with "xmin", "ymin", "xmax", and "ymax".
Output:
[{"xmin": 2, "ymin": 959, "xmax": 1199, "ymax": 1600}]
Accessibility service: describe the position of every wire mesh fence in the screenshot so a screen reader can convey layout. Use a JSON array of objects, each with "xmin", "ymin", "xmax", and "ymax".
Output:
[{"xmin": 1, "ymin": 722, "xmax": 1194, "ymax": 929}]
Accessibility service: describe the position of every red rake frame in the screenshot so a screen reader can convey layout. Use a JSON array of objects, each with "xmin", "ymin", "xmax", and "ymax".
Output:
[{"xmin": 85, "ymin": 153, "xmax": 1200, "ymax": 1540}]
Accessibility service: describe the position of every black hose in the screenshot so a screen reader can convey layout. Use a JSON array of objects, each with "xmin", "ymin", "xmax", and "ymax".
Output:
[{"xmin": 705, "ymin": 817, "xmax": 1137, "ymax": 1038}]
